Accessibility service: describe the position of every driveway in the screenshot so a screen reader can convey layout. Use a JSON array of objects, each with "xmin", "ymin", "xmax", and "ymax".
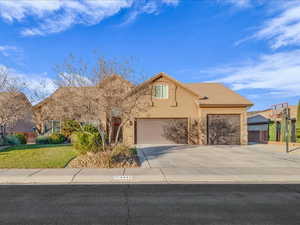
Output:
[{"xmin": 137, "ymin": 144, "xmax": 300, "ymax": 168}]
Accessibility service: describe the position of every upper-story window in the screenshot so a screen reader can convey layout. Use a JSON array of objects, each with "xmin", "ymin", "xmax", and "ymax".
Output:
[{"xmin": 153, "ymin": 84, "xmax": 169, "ymax": 99}]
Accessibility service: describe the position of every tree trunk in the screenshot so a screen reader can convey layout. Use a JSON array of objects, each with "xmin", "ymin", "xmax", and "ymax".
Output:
[{"xmin": 114, "ymin": 119, "xmax": 128, "ymax": 146}]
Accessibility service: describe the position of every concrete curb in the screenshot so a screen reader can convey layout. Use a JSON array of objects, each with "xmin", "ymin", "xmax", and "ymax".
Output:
[{"xmin": 1, "ymin": 168, "xmax": 300, "ymax": 185}]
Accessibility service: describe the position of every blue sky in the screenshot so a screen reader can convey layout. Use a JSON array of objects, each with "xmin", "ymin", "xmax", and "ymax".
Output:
[{"xmin": 0, "ymin": 0, "xmax": 300, "ymax": 110}]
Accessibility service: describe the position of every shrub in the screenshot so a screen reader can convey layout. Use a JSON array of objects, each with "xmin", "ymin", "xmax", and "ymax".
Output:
[
  {"xmin": 6, "ymin": 135, "xmax": 21, "ymax": 145},
  {"xmin": 0, "ymin": 136, "xmax": 7, "ymax": 146},
  {"xmin": 61, "ymin": 120, "xmax": 80, "ymax": 138},
  {"xmin": 82, "ymin": 124, "xmax": 98, "ymax": 133},
  {"xmin": 268, "ymin": 122, "xmax": 276, "ymax": 142},
  {"xmin": 49, "ymin": 133, "xmax": 66, "ymax": 144},
  {"xmin": 71, "ymin": 131, "xmax": 102, "ymax": 154},
  {"xmin": 15, "ymin": 133, "xmax": 27, "ymax": 144},
  {"xmin": 67, "ymin": 148, "xmax": 139, "ymax": 168},
  {"xmin": 36, "ymin": 135, "xmax": 51, "ymax": 144}
]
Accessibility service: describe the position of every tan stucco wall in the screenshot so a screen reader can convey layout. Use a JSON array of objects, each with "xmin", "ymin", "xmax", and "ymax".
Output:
[
  {"xmin": 199, "ymin": 107, "xmax": 248, "ymax": 145},
  {"xmin": 123, "ymin": 76, "xmax": 200, "ymax": 145}
]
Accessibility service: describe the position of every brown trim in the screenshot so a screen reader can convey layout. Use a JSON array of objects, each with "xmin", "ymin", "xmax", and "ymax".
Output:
[{"xmin": 134, "ymin": 119, "xmax": 137, "ymax": 145}]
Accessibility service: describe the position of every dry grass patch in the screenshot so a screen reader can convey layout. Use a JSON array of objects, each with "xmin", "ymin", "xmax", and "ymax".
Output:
[{"xmin": 67, "ymin": 145, "xmax": 139, "ymax": 168}]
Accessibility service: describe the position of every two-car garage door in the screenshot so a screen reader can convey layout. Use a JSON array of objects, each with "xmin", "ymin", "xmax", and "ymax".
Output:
[{"xmin": 136, "ymin": 118, "xmax": 188, "ymax": 145}]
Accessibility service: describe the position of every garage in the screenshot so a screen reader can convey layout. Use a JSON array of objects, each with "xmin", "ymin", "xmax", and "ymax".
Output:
[
  {"xmin": 136, "ymin": 118, "xmax": 188, "ymax": 144},
  {"xmin": 207, "ymin": 114, "xmax": 241, "ymax": 145}
]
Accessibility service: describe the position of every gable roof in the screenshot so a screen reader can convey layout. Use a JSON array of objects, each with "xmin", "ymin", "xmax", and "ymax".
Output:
[
  {"xmin": 184, "ymin": 83, "xmax": 253, "ymax": 107},
  {"xmin": 33, "ymin": 75, "xmax": 134, "ymax": 110},
  {"xmin": 33, "ymin": 86, "xmax": 99, "ymax": 109},
  {"xmin": 247, "ymin": 114, "xmax": 270, "ymax": 124},
  {"xmin": 34, "ymin": 72, "xmax": 253, "ymax": 109},
  {"xmin": 137, "ymin": 72, "xmax": 252, "ymax": 107},
  {"xmin": 0, "ymin": 92, "xmax": 32, "ymax": 107},
  {"xmin": 138, "ymin": 72, "xmax": 201, "ymax": 98}
]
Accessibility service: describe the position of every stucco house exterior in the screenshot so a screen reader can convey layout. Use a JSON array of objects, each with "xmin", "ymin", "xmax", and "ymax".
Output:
[
  {"xmin": 0, "ymin": 92, "xmax": 35, "ymax": 141},
  {"xmin": 247, "ymin": 106, "xmax": 298, "ymax": 143},
  {"xmin": 33, "ymin": 73, "xmax": 253, "ymax": 145}
]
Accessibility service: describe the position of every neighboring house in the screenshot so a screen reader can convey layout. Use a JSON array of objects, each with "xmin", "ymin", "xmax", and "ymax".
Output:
[
  {"xmin": 0, "ymin": 92, "xmax": 35, "ymax": 138},
  {"xmin": 247, "ymin": 114, "xmax": 269, "ymax": 143},
  {"xmin": 247, "ymin": 106, "xmax": 298, "ymax": 143},
  {"xmin": 33, "ymin": 75, "xmax": 134, "ymax": 136},
  {"xmin": 33, "ymin": 73, "xmax": 253, "ymax": 145}
]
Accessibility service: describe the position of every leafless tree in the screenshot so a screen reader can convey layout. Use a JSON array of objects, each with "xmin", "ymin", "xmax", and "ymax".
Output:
[
  {"xmin": 162, "ymin": 118, "xmax": 238, "ymax": 145},
  {"xmin": 162, "ymin": 119, "xmax": 205, "ymax": 144},
  {"xmin": 0, "ymin": 67, "xmax": 30, "ymax": 138},
  {"xmin": 207, "ymin": 117, "xmax": 238, "ymax": 145},
  {"xmin": 42, "ymin": 54, "xmax": 151, "ymax": 149}
]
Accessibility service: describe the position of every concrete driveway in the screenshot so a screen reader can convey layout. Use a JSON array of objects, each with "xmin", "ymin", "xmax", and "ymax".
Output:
[{"xmin": 137, "ymin": 144, "xmax": 300, "ymax": 168}]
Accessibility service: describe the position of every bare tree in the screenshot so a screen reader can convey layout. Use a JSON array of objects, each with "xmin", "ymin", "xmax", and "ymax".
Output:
[
  {"xmin": 162, "ymin": 118, "xmax": 238, "ymax": 145},
  {"xmin": 207, "ymin": 117, "xmax": 238, "ymax": 145},
  {"xmin": 39, "ymin": 55, "xmax": 151, "ymax": 149},
  {"xmin": 162, "ymin": 119, "xmax": 205, "ymax": 144},
  {"xmin": 0, "ymin": 67, "xmax": 30, "ymax": 138}
]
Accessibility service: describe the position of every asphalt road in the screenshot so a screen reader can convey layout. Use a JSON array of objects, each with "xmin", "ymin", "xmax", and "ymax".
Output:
[{"xmin": 1, "ymin": 184, "xmax": 300, "ymax": 225}]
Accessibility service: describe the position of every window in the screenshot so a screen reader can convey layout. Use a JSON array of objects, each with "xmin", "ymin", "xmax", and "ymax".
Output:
[
  {"xmin": 153, "ymin": 84, "xmax": 169, "ymax": 99},
  {"xmin": 43, "ymin": 120, "xmax": 61, "ymax": 134}
]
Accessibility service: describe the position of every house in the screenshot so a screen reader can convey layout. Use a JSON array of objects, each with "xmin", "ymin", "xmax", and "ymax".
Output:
[
  {"xmin": 33, "ymin": 75, "xmax": 134, "ymax": 135},
  {"xmin": 0, "ymin": 92, "xmax": 35, "ymax": 140},
  {"xmin": 123, "ymin": 73, "xmax": 253, "ymax": 145},
  {"xmin": 247, "ymin": 105, "xmax": 298, "ymax": 143},
  {"xmin": 33, "ymin": 73, "xmax": 253, "ymax": 145},
  {"xmin": 247, "ymin": 113, "xmax": 269, "ymax": 143}
]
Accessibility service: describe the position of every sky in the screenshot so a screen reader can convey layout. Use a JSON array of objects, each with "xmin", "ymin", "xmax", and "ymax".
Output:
[{"xmin": 0, "ymin": 0, "xmax": 300, "ymax": 110}]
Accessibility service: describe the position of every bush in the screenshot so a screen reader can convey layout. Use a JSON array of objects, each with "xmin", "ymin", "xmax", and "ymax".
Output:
[
  {"xmin": 72, "ymin": 131, "xmax": 102, "ymax": 154},
  {"xmin": 6, "ymin": 135, "xmax": 21, "ymax": 145},
  {"xmin": 67, "ymin": 145, "xmax": 139, "ymax": 168},
  {"xmin": 15, "ymin": 133, "xmax": 27, "ymax": 144},
  {"xmin": 0, "ymin": 136, "xmax": 7, "ymax": 146},
  {"xmin": 36, "ymin": 135, "xmax": 51, "ymax": 144},
  {"xmin": 61, "ymin": 120, "xmax": 80, "ymax": 138},
  {"xmin": 49, "ymin": 133, "xmax": 66, "ymax": 144},
  {"xmin": 82, "ymin": 124, "xmax": 98, "ymax": 133}
]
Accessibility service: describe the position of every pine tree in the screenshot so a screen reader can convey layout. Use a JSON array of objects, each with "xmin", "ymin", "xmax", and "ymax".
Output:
[{"xmin": 296, "ymin": 100, "xmax": 300, "ymax": 143}]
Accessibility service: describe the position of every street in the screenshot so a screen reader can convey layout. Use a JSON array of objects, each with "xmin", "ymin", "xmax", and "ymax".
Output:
[{"xmin": 0, "ymin": 184, "xmax": 300, "ymax": 225}]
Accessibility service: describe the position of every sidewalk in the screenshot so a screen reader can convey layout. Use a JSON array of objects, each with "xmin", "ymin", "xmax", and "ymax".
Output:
[{"xmin": 1, "ymin": 167, "xmax": 300, "ymax": 184}]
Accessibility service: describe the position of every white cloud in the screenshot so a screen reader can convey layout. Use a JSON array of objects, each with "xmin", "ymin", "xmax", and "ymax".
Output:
[
  {"xmin": 0, "ymin": 64, "xmax": 57, "ymax": 103},
  {"xmin": 254, "ymin": 1, "xmax": 300, "ymax": 49},
  {"xmin": 0, "ymin": 0, "xmax": 179, "ymax": 36},
  {"xmin": 204, "ymin": 50, "xmax": 300, "ymax": 97},
  {"xmin": 0, "ymin": 45, "xmax": 19, "ymax": 57},
  {"xmin": 162, "ymin": 0, "xmax": 180, "ymax": 6},
  {"xmin": 225, "ymin": 0, "xmax": 251, "ymax": 7}
]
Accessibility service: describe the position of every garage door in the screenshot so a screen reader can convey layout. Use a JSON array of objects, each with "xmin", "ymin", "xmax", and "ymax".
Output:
[
  {"xmin": 136, "ymin": 118, "xmax": 188, "ymax": 144},
  {"xmin": 207, "ymin": 115, "xmax": 241, "ymax": 145}
]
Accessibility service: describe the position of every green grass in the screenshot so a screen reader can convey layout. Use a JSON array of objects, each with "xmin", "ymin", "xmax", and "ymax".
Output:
[{"xmin": 0, "ymin": 144, "xmax": 78, "ymax": 168}]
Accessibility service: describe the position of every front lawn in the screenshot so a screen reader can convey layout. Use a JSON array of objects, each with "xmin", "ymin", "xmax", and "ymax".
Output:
[{"xmin": 0, "ymin": 144, "xmax": 78, "ymax": 168}]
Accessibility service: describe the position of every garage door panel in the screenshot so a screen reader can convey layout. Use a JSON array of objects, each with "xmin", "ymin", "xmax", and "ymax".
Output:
[
  {"xmin": 207, "ymin": 115, "xmax": 241, "ymax": 145},
  {"xmin": 136, "ymin": 119, "xmax": 188, "ymax": 145}
]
